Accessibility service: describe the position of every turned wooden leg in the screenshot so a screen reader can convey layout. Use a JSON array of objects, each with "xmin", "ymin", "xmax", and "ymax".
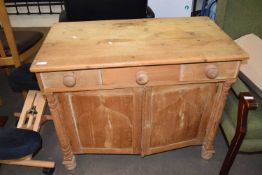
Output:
[
  {"xmin": 46, "ymin": 93, "xmax": 76, "ymax": 170},
  {"xmin": 219, "ymin": 92, "xmax": 257, "ymax": 175},
  {"xmin": 202, "ymin": 81, "xmax": 234, "ymax": 159},
  {"xmin": 201, "ymin": 143, "xmax": 215, "ymax": 160}
]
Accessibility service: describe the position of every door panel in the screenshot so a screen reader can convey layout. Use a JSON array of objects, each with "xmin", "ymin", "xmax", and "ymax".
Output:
[
  {"xmin": 143, "ymin": 83, "xmax": 219, "ymax": 155},
  {"xmin": 58, "ymin": 88, "xmax": 143, "ymax": 154}
]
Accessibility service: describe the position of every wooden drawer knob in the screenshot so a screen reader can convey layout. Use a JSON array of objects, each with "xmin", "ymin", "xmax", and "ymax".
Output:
[
  {"xmin": 136, "ymin": 71, "xmax": 149, "ymax": 85},
  {"xmin": 206, "ymin": 65, "xmax": 219, "ymax": 79},
  {"xmin": 63, "ymin": 72, "xmax": 76, "ymax": 87}
]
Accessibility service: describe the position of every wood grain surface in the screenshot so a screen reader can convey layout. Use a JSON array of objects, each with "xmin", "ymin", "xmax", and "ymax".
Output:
[{"xmin": 30, "ymin": 17, "xmax": 247, "ymax": 72}]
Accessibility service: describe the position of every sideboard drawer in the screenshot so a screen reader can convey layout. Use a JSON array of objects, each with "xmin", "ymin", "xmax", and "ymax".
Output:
[
  {"xmin": 102, "ymin": 61, "xmax": 240, "ymax": 88},
  {"xmin": 40, "ymin": 70, "xmax": 102, "ymax": 90},
  {"xmin": 102, "ymin": 65, "xmax": 181, "ymax": 88},
  {"xmin": 40, "ymin": 61, "xmax": 240, "ymax": 91},
  {"xmin": 180, "ymin": 61, "xmax": 240, "ymax": 82}
]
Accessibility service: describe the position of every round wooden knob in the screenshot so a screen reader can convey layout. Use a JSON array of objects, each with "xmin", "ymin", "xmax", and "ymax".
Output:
[
  {"xmin": 63, "ymin": 72, "xmax": 76, "ymax": 87},
  {"xmin": 136, "ymin": 71, "xmax": 149, "ymax": 85},
  {"xmin": 205, "ymin": 65, "xmax": 219, "ymax": 79}
]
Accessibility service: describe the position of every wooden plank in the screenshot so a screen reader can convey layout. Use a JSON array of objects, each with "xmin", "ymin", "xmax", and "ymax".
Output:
[
  {"xmin": 30, "ymin": 17, "xmax": 248, "ymax": 72},
  {"xmin": 17, "ymin": 90, "xmax": 46, "ymax": 131},
  {"xmin": 0, "ymin": 159, "xmax": 55, "ymax": 168},
  {"xmin": 149, "ymin": 139, "xmax": 201, "ymax": 155},
  {"xmin": 40, "ymin": 69, "xmax": 101, "ymax": 90},
  {"xmin": 61, "ymin": 88, "xmax": 142, "ymax": 154},
  {"xmin": 142, "ymin": 83, "xmax": 218, "ymax": 155},
  {"xmin": 0, "ymin": 57, "xmax": 15, "ymax": 66},
  {"xmin": 17, "ymin": 90, "xmax": 37, "ymax": 128},
  {"xmin": 0, "ymin": 40, "xmax": 6, "ymax": 57},
  {"xmin": 33, "ymin": 92, "xmax": 46, "ymax": 131}
]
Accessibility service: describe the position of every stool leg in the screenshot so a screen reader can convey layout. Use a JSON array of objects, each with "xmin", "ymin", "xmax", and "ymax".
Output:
[{"xmin": 219, "ymin": 92, "xmax": 257, "ymax": 175}]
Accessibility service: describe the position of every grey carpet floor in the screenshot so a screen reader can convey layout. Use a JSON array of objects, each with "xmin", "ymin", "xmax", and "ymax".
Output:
[{"xmin": 0, "ymin": 69, "xmax": 261, "ymax": 175}]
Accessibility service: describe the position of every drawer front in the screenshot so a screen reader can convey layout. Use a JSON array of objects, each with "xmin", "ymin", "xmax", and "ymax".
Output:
[
  {"xmin": 102, "ymin": 61, "xmax": 240, "ymax": 88},
  {"xmin": 179, "ymin": 61, "xmax": 240, "ymax": 82},
  {"xmin": 40, "ymin": 69, "xmax": 102, "ymax": 91},
  {"xmin": 40, "ymin": 61, "xmax": 240, "ymax": 91},
  {"xmin": 102, "ymin": 65, "xmax": 181, "ymax": 88}
]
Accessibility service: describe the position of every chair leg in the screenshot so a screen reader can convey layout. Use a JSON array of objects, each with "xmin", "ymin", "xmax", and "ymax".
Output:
[{"xmin": 219, "ymin": 92, "xmax": 257, "ymax": 175}]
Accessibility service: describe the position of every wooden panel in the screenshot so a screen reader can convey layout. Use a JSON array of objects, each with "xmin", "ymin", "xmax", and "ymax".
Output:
[
  {"xmin": 57, "ymin": 93, "xmax": 82, "ymax": 153},
  {"xmin": 42, "ymin": 61, "xmax": 239, "ymax": 92},
  {"xmin": 40, "ymin": 69, "xmax": 102, "ymax": 92},
  {"xmin": 58, "ymin": 88, "xmax": 143, "ymax": 154},
  {"xmin": 102, "ymin": 65, "xmax": 180, "ymax": 88},
  {"xmin": 180, "ymin": 61, "xmax": 240, "ymax": 82},
  {"xmin": 103, "ymin": 62, "xmax": 239, "ymax": 89},
  {"xmin": 30, "ymin": 17, "xmax": 248, "ymax": 73},
  {"xmin": 142, "ymin": 83, "xmax": 218, "ymax": 155}
]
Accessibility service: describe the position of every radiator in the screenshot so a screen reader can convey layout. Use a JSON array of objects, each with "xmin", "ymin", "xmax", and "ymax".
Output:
[{"xmin": 5, "ymin": 0, "xmax": 64, "ymax": 15}]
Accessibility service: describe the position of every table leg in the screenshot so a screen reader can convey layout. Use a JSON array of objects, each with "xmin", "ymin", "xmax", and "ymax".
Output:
[
  {"xmin": 201, "ymin": 81, "xmax": 234, "ymax": 159},
  {"xmin": 46, "ymin": 93, "xmax": 76, "ymax": 170}
]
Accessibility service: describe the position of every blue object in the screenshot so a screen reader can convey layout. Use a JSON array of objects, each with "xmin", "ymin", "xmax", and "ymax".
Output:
[
  {"xmin": 8, "ymin": 63, "xmax": 39, "ymax": 92},
  {"xmin": 201, "ymin": 0, "xmax": 217, "ymax": 20},
  {"xmin": 0, "ymin": 128, "xmax": 42, "ymax": 160}
]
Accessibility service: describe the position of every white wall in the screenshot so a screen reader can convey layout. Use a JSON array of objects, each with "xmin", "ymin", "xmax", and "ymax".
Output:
[
  {"xmin": 7, "ymin": 5, "xmax": 60, "ymax": 27},
  {"xmin": 10, "ymin": 15, "xmax": 59, "ymax": 27},
  {"xmin": 148, "ymin": 0, "xmax": 193, "ymax": 17}
]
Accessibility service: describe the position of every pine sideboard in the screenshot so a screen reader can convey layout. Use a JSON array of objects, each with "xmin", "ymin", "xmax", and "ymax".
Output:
[{"xmin": 30, "ymin": 17, "xmax": 248, "ymax": 170}]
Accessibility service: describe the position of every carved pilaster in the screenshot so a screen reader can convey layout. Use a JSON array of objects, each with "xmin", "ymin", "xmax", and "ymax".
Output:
[
  {"xmin": 46, "ymin": 93, "xmax": 76, "ymax": 170},
  {"xmin": 201, "ymin": 80, "xmax": 235, "ymax": 160}
]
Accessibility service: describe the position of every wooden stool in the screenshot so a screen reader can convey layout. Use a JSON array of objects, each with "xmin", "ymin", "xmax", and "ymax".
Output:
[{"xmin": 0, "ymin": 90, "xmax": 55, "ymax": 175}]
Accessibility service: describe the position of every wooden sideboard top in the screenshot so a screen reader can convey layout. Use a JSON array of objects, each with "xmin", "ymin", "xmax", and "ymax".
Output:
[{"xmin": 31, "ymin": 17, "xmax": 248, "ymax": 72}]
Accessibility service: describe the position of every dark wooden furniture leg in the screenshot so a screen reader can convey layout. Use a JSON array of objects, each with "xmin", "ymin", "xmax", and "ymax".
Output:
[
  {"xmin": 0, "ymin": 116, "xmax": 8, "ymax": 127},
  {"xmin": 219, "ymin": 92, "xmax": 258, "ymax": 175}
]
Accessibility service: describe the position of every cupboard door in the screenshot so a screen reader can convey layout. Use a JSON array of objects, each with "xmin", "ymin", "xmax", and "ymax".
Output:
[
  {"xmin": 142, "ymin": 83, "xmax": 219, "ymax": 155},
  {"xmin": 57, "ymin": 88, "xmax": 143, "ymax": 154}
]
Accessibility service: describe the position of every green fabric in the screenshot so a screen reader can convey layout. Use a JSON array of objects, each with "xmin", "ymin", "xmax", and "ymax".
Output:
[
  {"xmin": 216, "ymin": 0, "xmax": 262, "ymax": 152},
  {"xmin": 221, "ymin": 79, "xmax": 262, "ymax": 152},
  {"xmin": 231, "ymin": 78, "xmax": 250, "ymax": 96},
  {"xmin": 221, "ymin": 114, "xmax": 262, "ymax": 152},
  {"xmin": 215, "ymin": 0, "xmax": 229, "ymax": 28},
  {"xmin": 216, "ymin": 0, "xmax": 262, "ymax": 39}
]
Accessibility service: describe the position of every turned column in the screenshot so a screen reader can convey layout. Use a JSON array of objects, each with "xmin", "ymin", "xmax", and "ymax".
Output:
[
  {"xmin": 201, "ymin": 80, "xmax": 235, "ymax": 159},
  {"xmin": 46, "ymin": 93, "xmax": 76, "ymax": 170}
]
